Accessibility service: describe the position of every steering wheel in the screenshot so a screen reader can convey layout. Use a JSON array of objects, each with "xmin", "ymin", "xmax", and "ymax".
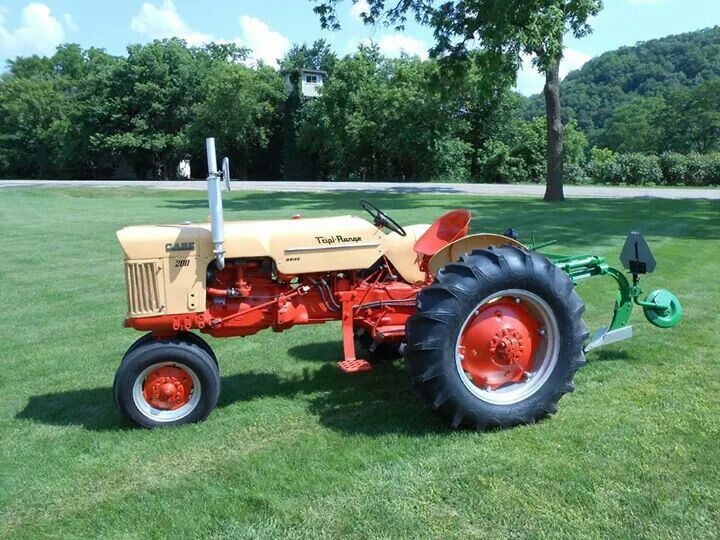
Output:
[{"xmin": 360, "ymin": 200, "xmax": 407, "ymax": 237}]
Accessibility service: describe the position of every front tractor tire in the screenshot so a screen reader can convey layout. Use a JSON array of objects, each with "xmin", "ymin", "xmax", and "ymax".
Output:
[
  {"xmin": 405, "ymin": 246, "xmax": 589, "ymax": 430},
  {"xmin": 125, "ymin": 331, "xmax": 218, "ymax": 364},
  {"xmin": 113, "ymin": 336, "xmax": 220, "ymax": 428}
]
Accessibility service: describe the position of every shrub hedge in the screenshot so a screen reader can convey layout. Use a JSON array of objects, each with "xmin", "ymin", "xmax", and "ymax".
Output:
[{"xmin": 585, "ymin": 150, "xmax": 720, "ymax": 186}]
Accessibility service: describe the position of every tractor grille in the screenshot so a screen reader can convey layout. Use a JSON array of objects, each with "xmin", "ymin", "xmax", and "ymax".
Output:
[{"xmin": 125, "ymin": 261, "xmax": 163, "ymax": 316}]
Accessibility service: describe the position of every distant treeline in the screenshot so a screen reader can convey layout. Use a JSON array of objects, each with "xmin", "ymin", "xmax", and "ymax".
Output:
[{"xmin": 1, "ymin": 31, "xmax": 718, "ymax": 185}]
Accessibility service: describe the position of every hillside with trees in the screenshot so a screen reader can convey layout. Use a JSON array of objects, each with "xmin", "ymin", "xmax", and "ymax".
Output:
[{"xmin": 524, "ymin": 26, "xmax": 720, "ymax": 146}]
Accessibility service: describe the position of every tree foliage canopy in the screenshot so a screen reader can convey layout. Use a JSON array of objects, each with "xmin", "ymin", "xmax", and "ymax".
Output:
[
  {"xmin": 314, "ymin": 0, "xmax": 601, "ymax": 86},
  {"xmin": 0, "ymin": 39, "xmax": 280, "ymax": 179},
  {"xmin": 312, "ymin": 0, "xmax": 602, "ymax": 199},
  {"xmin": 0, "ymin": 30, "xmax": 718, "ymax": 186},
  {"xmin": 280, "ymin": 39, "xmax": 337, "ymax": 74}
]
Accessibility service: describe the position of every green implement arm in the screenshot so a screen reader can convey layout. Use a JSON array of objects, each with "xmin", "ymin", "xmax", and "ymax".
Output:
[{"xmin": 535, "ymin": 232, "xmax": 682, "ymax": 352}]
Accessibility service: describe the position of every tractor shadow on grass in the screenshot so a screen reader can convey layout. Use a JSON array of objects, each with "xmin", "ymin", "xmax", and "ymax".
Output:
[
  {"xmin": 16, "ymin": 343, "xmax": 445, "ymax": 435},
  {"xmin": 16, "ymin": 386, "xmax": 126, "ymax": 432},
  {"xmin": 220, "ymin": 347, "xmax": 446, "ymax": 436}
]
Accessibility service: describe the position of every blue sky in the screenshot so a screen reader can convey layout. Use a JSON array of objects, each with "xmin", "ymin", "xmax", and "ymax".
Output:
[{"xmin": 0, "ymin": 0, "xmax": 718, "ymax": 95}]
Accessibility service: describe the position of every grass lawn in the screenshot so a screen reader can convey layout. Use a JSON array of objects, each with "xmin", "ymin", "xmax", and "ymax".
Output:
[{"xmin": 1, "ymin": 187, "xmax": 718, "ymax": 539}]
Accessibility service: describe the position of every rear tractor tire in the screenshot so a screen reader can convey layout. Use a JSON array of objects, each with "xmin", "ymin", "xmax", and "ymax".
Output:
[
  {"xmin": 405, "ymin": 246, "xmax": 589, "ymax": 430},
  {"xmin": 113, "ymin": 336, "xmax": 220, "ymax": 428}
]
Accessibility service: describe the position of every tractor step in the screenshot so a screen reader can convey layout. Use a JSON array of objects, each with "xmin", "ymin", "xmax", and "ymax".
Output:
[{"xmin": 337, "ymin": 358, "xmax": 373, "ymax": 373}]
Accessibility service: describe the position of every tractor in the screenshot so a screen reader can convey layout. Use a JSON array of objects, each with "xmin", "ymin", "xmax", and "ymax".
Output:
[{"xmin": 113, "ymin": 139, "xmax": 682, "ymax": 430}]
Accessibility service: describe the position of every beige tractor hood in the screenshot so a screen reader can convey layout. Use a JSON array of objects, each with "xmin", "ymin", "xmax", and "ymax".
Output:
[{"xmin": 117, "ymin": 215, "xmax": 430, "ymax": 282}]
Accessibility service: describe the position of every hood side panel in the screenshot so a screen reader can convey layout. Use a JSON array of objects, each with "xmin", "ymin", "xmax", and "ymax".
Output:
[{"xmin": 117, "ymin": 216, "xmax": 427, "ymax": 279}]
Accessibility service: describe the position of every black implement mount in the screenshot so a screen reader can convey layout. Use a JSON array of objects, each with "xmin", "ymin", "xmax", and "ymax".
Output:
[{"xmin": 620, "ymin": 231, "xmax": 656, "ymax": 276}]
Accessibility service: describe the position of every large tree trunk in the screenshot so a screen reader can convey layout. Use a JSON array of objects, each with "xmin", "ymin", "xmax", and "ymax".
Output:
[{"xmin": 543, "ymin": 55, "xmax": 564, "ymax": 201}]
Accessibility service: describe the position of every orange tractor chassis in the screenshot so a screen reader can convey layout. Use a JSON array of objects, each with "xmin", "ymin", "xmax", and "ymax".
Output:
[{"xmin": 125, "ymin": 258, "xmax": 422, "ymax": 373}]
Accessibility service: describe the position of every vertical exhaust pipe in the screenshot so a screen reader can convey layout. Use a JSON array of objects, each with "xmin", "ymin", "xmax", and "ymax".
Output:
[{"xmin": 206, "ymin": 137, "xmax": 225, "ymax": 270}]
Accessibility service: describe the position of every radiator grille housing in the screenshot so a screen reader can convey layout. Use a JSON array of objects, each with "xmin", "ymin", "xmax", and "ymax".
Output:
[{"xmin": 125, "ymin": 261, "xmax": 163, "ymax": 316}]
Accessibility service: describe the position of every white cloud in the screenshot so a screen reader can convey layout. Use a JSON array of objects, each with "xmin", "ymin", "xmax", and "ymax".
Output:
[
  {"xmin": 236, "ymin": 15, "xmax": 290, "ymax": 67},
  {"xmin": 0, "ymin": 3, "xmax": 67, "ymax": 60},
  {"xmin": 130, "ymin": 2, "xmax": 289, "ymax": 67},
  {"xmin": 355, "ymin": 34, "xmax": 429, "ymax": 59},
  {"xmin": 514, "ymin": 49, "xmax": 592, "ymax": 96},
  {"xmin": 63, "ymin": 13, "xmax": 78, "ymax": 33},
  {"xmin": 350, "ymin": 0, "xmax": 371, "ymax": 20},
  {"xmin": 130, "ymin": 0, "xmax": 211, "ymax": 46},
  {"xmin": 377, "ymin": 34, "xmax": 428, "ymax": 59}
]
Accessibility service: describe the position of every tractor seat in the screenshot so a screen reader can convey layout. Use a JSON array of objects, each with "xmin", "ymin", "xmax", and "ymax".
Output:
[{"xmin": 414, "ymin": 209, "xmax": 472, "ymax": 257}]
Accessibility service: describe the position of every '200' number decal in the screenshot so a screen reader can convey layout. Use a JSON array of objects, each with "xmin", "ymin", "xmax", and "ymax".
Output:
[{"xmin": 175, "ymin": 259, "xmax": 190, "ymax": 267}]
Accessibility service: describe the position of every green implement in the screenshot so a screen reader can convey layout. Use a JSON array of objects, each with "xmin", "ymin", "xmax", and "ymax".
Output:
[{"xmin": 536, "ymin": 231, "xmax": 682, "ymax": 352}]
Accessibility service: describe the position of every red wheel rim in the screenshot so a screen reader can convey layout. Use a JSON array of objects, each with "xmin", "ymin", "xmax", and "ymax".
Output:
[
  {"xmin": 458, "ymin": 297, "xmax": 543, "ymax": 390},
  {"xmin": 142, "ymin": 366, "xmax": 194, "ymax": 410}
]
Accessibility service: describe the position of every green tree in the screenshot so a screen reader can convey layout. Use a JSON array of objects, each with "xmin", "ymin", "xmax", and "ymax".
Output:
[
  {"xmin": 475, "ymin": 119, "xmax": 545, "ymax": 184},
  {"xmin": 602, "ymin": 96, "xmax": 667, "ymax": 153},
  {"xmin": 459, "ymin": 85, "xmax": 528, "ymax": 178},
  {"xmin": 0, "ymin": 40, "xmax": 260, "ymax": 180},
  {"xmin": 475, "ymin": 116, "xmax": 586, "ymax": 184},
  {"xmin": 298, "ymin": 45, "xmax": 471, "ymax": 181},
  {"xmin": 92, "ymin": 39, "xmax": 248, "ymax": 179},
  {"xmin": 598, "ymin": 79, "xmax": 720, "ymax": 156},
  {"xmin": 312, "ymin": 0, "xmax": 602, "ymax": 200},
  {"xmin": 51, "ymin": 45, "xmax": 124, "ymax": 177},
  {"xmin": 96, "ymin": 39, "xmax": 200, "ymax": 179},
  {"xmin": 6, "ymin": 55, "xmax": 54, "ymax": 78},
  {"xmin": 524, "ymin": 26, "xmax": 720, "ymax": 146},
  {"xmin": 280, "ymin": 39, "xmax": 337, "ymax": 74},
  {"xmin": 664, "ymin": 80, "xmax": 720, "ymax": 153},
  {"xmin": 298, "ymin": 45, "xmax": 387, "ymax": 179},
  {"xmin": 0, "ymin": 44, "xmax": 127, "ymax": 179},
  {"xmin": 191, "ymin": 63, "xmax": 285, "ymax": 179},
  {"xmin": 280, "ymin": 40, "xmax": 339, "ymax": 179},
  {"xmin": 0, "ymin": 75, "xmax": 64, "ymax": 177}
]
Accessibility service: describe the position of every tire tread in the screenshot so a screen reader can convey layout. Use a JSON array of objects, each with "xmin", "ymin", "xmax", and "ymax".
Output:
[{"xmin": 406, "ymin": 246, "xmax": 588, "ymax": 430}]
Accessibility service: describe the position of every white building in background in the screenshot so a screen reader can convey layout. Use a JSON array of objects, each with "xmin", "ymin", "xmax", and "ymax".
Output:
[
  {"xmin": 283, "ymin": 68, "xmax": 326, "ymax": 98},
  {"xmin": 177, "ymin": 159, "xmax": 191, "ymax": 180}
]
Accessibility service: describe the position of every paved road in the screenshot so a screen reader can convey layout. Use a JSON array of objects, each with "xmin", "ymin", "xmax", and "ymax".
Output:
[{"xmin": 1, "ymin": 179, "xmax": 718, "ymax": 199}]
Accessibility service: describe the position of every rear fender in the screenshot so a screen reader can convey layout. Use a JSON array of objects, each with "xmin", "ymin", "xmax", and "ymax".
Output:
[{"xmin": 428, "ymin": 233, "xmax": 527, "ymax": 275}]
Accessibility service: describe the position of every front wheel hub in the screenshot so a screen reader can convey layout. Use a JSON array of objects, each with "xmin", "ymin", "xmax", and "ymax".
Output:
[{"xmin": 142, "ymin": 366, "xmax": 193, "ymax": 410}]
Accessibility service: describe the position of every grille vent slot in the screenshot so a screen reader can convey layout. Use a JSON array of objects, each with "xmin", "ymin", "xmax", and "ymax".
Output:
[{"xmin": 125, "ymin": 262, "xmax": 162, "ymax": 315}]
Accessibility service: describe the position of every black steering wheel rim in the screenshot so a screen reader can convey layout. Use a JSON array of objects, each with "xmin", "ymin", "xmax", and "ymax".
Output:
[{"xmin": 360, "ymin": 200, "xmax": 407, "ymax": 237}]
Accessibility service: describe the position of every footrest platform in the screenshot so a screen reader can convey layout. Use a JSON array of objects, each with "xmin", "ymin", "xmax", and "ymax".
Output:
[{"xmin": 337, "ymin": 358, "xmax": 373, "ymax": 373}]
